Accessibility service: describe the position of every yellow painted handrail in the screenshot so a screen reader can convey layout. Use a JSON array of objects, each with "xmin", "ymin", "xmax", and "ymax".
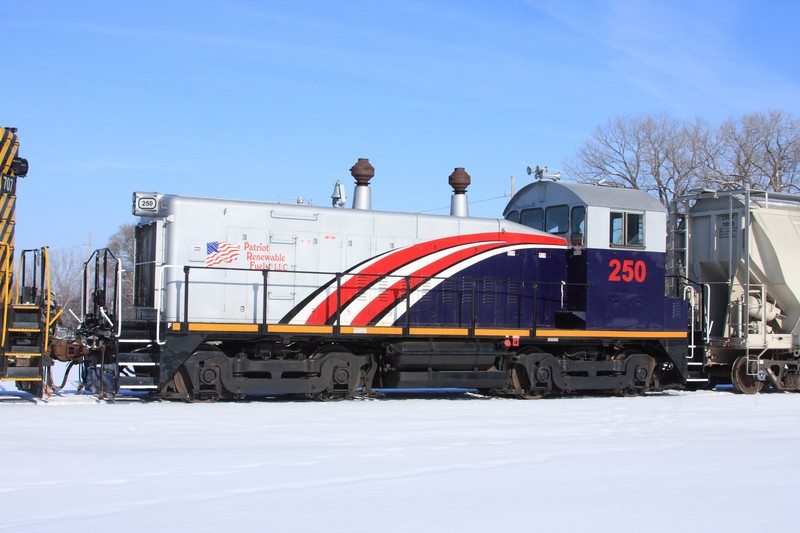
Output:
[
  {"xmin": 13, "ymin": 252, "xmax": 21, "ymax": 305},
  {"xmin": 43, "ymin": 246, "xmax": 52, "ymax": 351},
  {"xmin": 0, "ymin": 242, "xmax": 11, "ymax": 347}
]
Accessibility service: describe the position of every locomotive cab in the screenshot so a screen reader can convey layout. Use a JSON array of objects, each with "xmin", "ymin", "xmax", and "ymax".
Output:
[{"xmin": 504, "ymin": 180, "xmax": 685, "ymax": 334}]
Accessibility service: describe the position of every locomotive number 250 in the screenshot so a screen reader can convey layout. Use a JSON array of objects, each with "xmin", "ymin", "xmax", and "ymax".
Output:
[{"xmin": 608, "ymin": 259, "xmax": 646, "ymax": 282}]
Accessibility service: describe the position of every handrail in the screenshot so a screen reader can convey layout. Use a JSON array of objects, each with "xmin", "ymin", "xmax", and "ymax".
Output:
[
  {"xmin": 157, "ymin": 264, "xmax": 567, "ymax": 335},
  {"xmin": 744, "ymin": 188, "xmax": 751, "ymax": 343},
  {"xmin": 115, "ymin": 258, "xmax": 123, "ymax": 338},
  {"xmin": 703, "ymin": 283, "xmax": 711, "ymax": 344},
  {"xmin": 80, "ymin": 247, "xmax": 120, "ymax": 319},
  {"xmin": 683, "ymin": 285, "xmax": 696, "ymax": 360},
  {"xmin": 154, "ymin": 264, "xmax": 186, "ymax": 345},
  {"xmin": 0, "ymin": 242, "xmax": 10, "ymax": 347},
  {"xmin": 12, "ymin": 248, "xmax": 21, "ymax": 305},
  {"xmin": 42, "ymin": 246, "xmax": 52, "ymax": 352},
  {"xmin": 100, "ymin": 307, "xmax": 114, "ymax": 328}
]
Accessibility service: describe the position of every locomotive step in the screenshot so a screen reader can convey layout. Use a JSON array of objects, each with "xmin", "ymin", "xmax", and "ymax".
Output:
[
  {"xmin": 3, "ymin": 351, "xmax": 42, "ymax": 358},
  {"xmin": 10, "ymin": 307, "xmax": 41, "ymax": 318},
  {"xmin": 1, "ymin": 367, "xmax": 42, "ymax": 379},
  {"xmin": 118, "ymin": 376, "xmax": 158, "ymax": 390},
  {"xmin": 9, "ymin": 322, "xmax": 42, "ymax": 331},
  {"xmin": 685, "ymin": 369, "xmax": 710, "ymax": 383},
  {"xmin": 117, "ymin": 352, "xmax": 159, "ymax": 366},
  {"xmin": 118, "ymin": 332, "xmax": 159, "ymax": 342},
  {"xmin": 7, "ymin": 345, "xmax": 41, "ymax": 353},
  {"xmin": 10, "ymin": 308, "xmax": 42, "ymax": 320}
]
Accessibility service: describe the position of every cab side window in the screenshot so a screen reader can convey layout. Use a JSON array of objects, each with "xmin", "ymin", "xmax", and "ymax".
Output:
[
  {"xmin": 571, "ymin": 206, "xmax": 585, "ymax": 246},
  {"xmin": 610, "ymin": 211, "xmax": 644, "ymax": 247}
]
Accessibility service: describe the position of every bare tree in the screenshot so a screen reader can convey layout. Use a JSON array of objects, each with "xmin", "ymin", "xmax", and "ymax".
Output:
[
  {"xmin": 566, "ymin": 113, "xmax": 709, "ymax": 206},
  {"xmin": 106, "ymin": 223, "xmax": 136, "ymax": 319},
  {"xmin": 662, "ymin": 116, "xmax": 715, "ymax": 199},
  {"xmin": 568, "ymin": 110, "xmax": 800, "ymax": 203},
  {"xmin": 567, "ymin": 116, "xmax": 645, "ymax": 189},
  {"xmin": 34, "ymin": 224, "xmax": 135, "ymax": 332},
  {"xmin": 46, "ymin": 246, "xmax": 87, "ymax": 328},
  {"xmin": 107, "ymin": 223, "xmax": 135, "ymax": 268},
  {"xmin": 712, "ymin": 110, "xmax": 800, "ymax": 192}
]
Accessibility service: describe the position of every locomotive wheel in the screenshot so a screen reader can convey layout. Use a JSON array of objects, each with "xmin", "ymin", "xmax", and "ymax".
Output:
[
  {"xmin": 310, "ymin": 390, "xmax": 348, "ymax": 402},
  {"xmin": 731, "ymin": 356, "xmax": 764, "ymax": 395},
  {"xmin": 614, "ymin": 351, "xmax": 657, "ymax": 396},
  {"xmin": 310, "ymin": 345, "xmax": 357, "ymax": 401},
  {"xmin": 171, "ymin": 368, "xmax": 191, "ymax": 400},
  {"xmin": 511, "ymin": 365, "xmax": 543, "ymax": 400}
]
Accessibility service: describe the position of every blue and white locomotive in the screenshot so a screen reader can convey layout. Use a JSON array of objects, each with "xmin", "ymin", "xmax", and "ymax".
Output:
[
  {"xmin": 69, "ymin": 160, "xmax": 687, "ymax": 399},
  {"xmin": 69, "ymin": 159, "xmax": 800, "ymax": 399}
]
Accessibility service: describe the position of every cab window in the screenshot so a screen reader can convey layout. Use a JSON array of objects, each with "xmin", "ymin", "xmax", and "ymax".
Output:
[
  {"xmin": 506, "ymin": 210, "xmax": 520, "ymax": 223},
  {"xmin": 520, "ymin": 208, "xmax": 543, "ymax": 230},
  {"xmin": 610, "ymin": 211, "xmax": 644, "ymax": 247},
  {"xmin": 545, "ymin": 205, "xmax": 569, "ymax": 235},
  {"xmin": 571, "ymin": 206, "xmax": 585, "ymax": 246}
]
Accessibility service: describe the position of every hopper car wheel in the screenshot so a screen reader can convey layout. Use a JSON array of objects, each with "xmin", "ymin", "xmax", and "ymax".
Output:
[{"xmin": 731, "ymin": 356, "xmax": 764, "ymax": 395}]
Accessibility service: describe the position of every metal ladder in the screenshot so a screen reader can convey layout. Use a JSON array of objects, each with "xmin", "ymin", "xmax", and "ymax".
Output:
[
  {"xmin": 116, "ymin": 348, "xmax": 160, "ymax": 391},
  {"xmin": 2, "ymin": 303, "xmax": 45, "ymax": 391},
  {"xmin": 668, "ymin": 199, "xmax": 709, "ymax": 386},
  {"xmin": 667, "ymin": 200, "xmax": 687, "ymax": 296},
  {"xmin": 81, "ymin": 248, "xmax": 160, "ymax": 397},
  {"xmin": 1, "ymin": 248, "xmax": 58, "ymax": 396}
]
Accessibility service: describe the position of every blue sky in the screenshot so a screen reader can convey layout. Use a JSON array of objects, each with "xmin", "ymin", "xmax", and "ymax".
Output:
[{"xmin": 3, "ymin": 0, "xmax": 799, "ymax": 253}]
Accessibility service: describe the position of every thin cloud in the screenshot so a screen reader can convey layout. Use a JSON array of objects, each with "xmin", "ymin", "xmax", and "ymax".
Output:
[{"xmin": 526, "ymin": 0, "xmax": 800, "ymax": 117}]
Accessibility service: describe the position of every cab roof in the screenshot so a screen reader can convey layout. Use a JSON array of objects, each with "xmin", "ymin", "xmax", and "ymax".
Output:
[{"xmin": 504, "ymin": 180, "xmax": 666, "ymax": 215}]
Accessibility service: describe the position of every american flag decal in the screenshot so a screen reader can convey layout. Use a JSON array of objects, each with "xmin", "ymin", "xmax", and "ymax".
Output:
[{"xmin": 206, "ymin": 241, "xmax": 240, "ymax": 267}]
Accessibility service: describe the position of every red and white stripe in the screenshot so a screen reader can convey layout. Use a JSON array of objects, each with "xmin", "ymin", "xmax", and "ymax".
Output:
[{"xmin": 286, "ymin": 232, "xmax": 565, "ymax": 326}]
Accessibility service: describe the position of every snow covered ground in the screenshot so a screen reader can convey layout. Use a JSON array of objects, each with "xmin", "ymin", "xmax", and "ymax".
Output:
[{"xmin": 1, "ymin": 387, "xmax": 798, "ymax": 532}]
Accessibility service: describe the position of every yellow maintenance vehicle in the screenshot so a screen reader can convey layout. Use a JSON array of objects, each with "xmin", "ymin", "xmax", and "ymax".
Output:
[{"xmin": 0, "ymin": 127, "xmax": 57, "ymax": 397}]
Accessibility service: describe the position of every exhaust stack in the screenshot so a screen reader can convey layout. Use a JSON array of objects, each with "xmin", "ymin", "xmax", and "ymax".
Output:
[
  {"xmin": 449, "ymin": 167, "xmax": 471, "ymax": 217},
  {"xmin": 351, "ymin": 158, "xmax": 374, "ymax": 210}
]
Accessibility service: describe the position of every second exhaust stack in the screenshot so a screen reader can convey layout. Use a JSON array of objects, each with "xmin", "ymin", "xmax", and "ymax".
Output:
[
  {"xmin": 449, "ymin": 167, "xmax": 471, "ymax": 217},
  {"xmin": 351, "ymin": 158, "xmax": 374, "ymax": 210}
]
